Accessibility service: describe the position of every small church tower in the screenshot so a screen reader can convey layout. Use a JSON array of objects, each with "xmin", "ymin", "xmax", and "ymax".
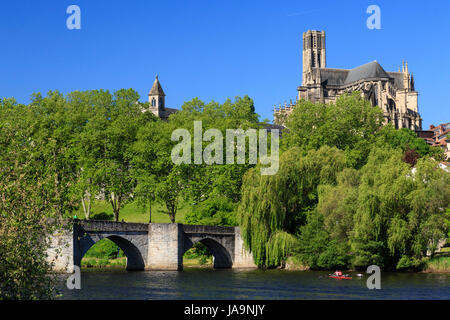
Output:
[
  {"xmin": 302, "ymin": 30, "xmax": 326, "ymax": 85},
  {"xmin": 148, "ymin": 74, "xmax": 166, "ymax": 118}
]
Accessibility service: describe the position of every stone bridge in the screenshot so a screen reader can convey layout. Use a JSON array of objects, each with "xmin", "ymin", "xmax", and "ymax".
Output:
[{"xmin": 47, "ymin": 221, "xmax": 256, "ymax": 273}]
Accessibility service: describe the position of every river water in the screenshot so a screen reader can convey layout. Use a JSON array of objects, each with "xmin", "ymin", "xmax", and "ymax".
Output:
[{"xmin": 58, "ymin": 268, "xmax": 449, "ymax": 300}]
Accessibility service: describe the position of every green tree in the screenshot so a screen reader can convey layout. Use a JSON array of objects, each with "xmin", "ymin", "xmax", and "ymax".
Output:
[
  {"xmin": 282, "ymin": 93, "xmax": 384, "ymax": 168},
  {"xmin": 169, "ymin": 96, "xmax": 261, "ymax": 205},
  {"xmin": 375, "ymin": 125, "xmax": 443, "ymax": 159},
  {"xmin": 76, "ymin": 89, "xmax": 149, "ymax": 221},
  {"xmin": 153, "ymin": 96, "xmax": 261, "ymax": 224},
  {"xmin": 0, "ymin": 94, "xmax": 78, "ymax": 299},
  {"xmin": 185, "ymin": 196, "xmax": 237, "ymax": 226},
  {"xmin": 321, "ymin": 146, "xmax": 450, "ymax": 270},
  {"xmin": 131, "ymin": 118, "xmax": 188, "ymax": 223},
  {"xmin": 238, "ymin": 146, "xmax": 346, "ymax": 267}
]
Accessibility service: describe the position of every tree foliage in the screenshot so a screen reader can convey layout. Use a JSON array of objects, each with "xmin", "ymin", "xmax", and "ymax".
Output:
[
  {"xmin": 316, "ymin": 147, "xmax": 450, "ymax": 270},
  {"xmin": 237, "ymin": 146, "xmax": 346, "ymax": 267},
  {"xmin": 0, "ymin": 95, "xmax": 78, "ymax": 299},
  {"xmin": 239, "ymin": 93, "xmax": 449, "ymax": 270},
  {"xmin": 282, "ymin": 93, "xmax": 383, "ymax": 168}
]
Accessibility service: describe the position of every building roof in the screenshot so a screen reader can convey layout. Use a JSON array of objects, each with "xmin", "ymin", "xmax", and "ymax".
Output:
[
  {"xmin": 149, "ymin": 75, "xmax": 165, "ymax": 96},
  {"xmin": 387, "ymin": 72, "xmax": 405, "ymax": 90},
  {"xmin": 344, "ymin": 61, "xmax": 391, "ymax": 85},
  {"xmin": 319, "ymin": 69, "xmax": 349, "ymax": 86},
  {"xmin": 416, "ymin": 130, "xmax": 434, "ymax": 139},
  {"xmin": 318, "ymin": 61, "xmax": 393, "ymax": 87},
  {"xmin": 164, "ymin": 107, "xmax": 178, "ymax": 117}
]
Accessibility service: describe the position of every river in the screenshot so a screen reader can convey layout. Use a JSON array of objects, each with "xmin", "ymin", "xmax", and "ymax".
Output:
[{"xmin": 57, "ymin": 268, "xmax": 449, "ymax": 300}]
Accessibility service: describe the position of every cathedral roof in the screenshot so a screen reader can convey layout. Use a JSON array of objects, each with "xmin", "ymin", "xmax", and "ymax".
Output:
[
  {"xmin": 344, "ymin": 61, "xmax": 390, "ymax": 85},
  {"xmin": 387, "ymin": 72, "xmax": 405, "ymax": 90},
  {"xmin": 319, "ymin": 69, "xmax": 350, "ymax": 86},
  {"xmin": 149, "ymin": 75, "xmax": 165, "ymax": 96}
]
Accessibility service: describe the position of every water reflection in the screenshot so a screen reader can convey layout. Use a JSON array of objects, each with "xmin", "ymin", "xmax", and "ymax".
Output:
[{"xmin": 58, "ymin": 269, "xmax": 450, "ymax": 300}]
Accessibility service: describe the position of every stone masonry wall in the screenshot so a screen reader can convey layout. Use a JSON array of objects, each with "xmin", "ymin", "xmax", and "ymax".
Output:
[
  {"xmin": 233, "ymin": 227, "xmax": 257, "ymax": 268},
  {"xmin": 147, "ymin": 223, "xmax": 183, "ymax": 270}
]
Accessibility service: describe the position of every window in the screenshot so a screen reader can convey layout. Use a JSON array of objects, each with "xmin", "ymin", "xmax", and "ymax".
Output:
[{"xmin": 151, "ymin": 98, "xmax": 156, "ymax": 107}]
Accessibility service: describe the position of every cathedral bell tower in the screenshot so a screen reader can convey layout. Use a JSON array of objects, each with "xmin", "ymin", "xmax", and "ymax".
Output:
[
  {"xmin": 148, "ymin": 74, "xmax": 166, "ymax": 118},
  {"xmin": 302, "ymin": 30, "xmax": 326, "ymax": 85}
]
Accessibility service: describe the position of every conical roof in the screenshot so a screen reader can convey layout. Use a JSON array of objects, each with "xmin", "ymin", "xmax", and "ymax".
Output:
[{"xmin": 149, "ymin": 75, "xmax": 165, "ymax": 96}]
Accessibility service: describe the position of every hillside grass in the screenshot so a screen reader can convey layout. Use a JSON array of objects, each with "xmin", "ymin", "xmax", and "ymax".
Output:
[{"xmin": 74, "ymin": 199, "xmax": 189, "ymax": 223}]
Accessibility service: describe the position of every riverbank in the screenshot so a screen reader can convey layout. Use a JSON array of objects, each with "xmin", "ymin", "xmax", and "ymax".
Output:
[
  {"xmin": 422, "ymin": 256, "xmax": 450, "ymax": 273},
  {"xmin": 283, "ymin": 255, "xmax": 450, "ymax": 273}
]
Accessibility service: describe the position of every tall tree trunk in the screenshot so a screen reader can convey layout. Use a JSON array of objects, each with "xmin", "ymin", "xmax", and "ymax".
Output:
[
  {"xmin": 165, "ymin": 199, "xmax": 177, "ymax": 223},
  {"xmin": 149, "ymin": 198, "xmax": 152, "ymax": 223},
  {"xmin": 110, "ymin": 192, "xmax": 121, "ymax": 222},
  {"xmin": 169, "ymin": 205, "xmax": 176, "ymax": 223},
  {"xmin": 81, "ymin": 198, "xmax": 87, "ymax": 219},
  {"xmin": 81, "ymin": 190, "xmax": 92, "ymax": 219}
]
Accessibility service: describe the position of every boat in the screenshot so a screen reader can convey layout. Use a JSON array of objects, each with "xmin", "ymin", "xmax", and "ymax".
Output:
[{"xmin": 329, "ymin": 270, "xmax": 352, "ymax": 279}]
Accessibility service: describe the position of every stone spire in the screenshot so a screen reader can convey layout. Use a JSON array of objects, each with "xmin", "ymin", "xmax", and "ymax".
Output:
[
  {"xmin": 402, "ymin": 61, "xmax": 410, "ymax": 90},
  {"xmin": 149, "ymin": 74, "xmax": 166, "ymax": 118},
  {"xmin": 149, "ymin": 74, "xmax": 166, "ymax": 97}
]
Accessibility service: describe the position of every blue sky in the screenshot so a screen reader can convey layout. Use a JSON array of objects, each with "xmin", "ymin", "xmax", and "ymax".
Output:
[{"xmin": 0, "ymin": 0, "xmax": 449, "ymax": 128}]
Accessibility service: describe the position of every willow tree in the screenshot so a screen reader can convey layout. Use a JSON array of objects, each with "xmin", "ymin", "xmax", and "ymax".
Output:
[
  {"xmin": 237, "ymin": 146, "xmax": 346, "ymax": 267},
  {"xmin": 319, "ymin": 146, "xmax": 450, "ymax": 270}
]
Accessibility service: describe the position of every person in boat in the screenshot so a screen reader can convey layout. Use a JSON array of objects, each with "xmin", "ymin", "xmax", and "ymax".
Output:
[{"xmin": 329, "ymin": 270, "xmax": 352, "ymax": 279}]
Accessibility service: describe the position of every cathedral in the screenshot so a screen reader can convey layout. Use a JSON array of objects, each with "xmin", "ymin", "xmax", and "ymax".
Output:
[{"xmin": 274, "ymin": 30, "xmax": 422, "ymax": 130}]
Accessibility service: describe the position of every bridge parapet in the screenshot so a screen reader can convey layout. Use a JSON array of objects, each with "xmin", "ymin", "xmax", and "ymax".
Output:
[
  {"xmin": 182, "ymin": 224, "xmax": 235, "ymax": 235},
  {"xmin": 77, "ymin": 220, "xmax": 148, "ymax": 232}
]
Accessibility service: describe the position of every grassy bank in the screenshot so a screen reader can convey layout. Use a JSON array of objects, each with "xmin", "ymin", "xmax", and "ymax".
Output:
[
  {"xmin": 423, "ymin": 246, "xmax": 450, "ymax": 273},
  {"xmin": 183, "ymin": 257, "xmax": 213, "ymax": 268},
  {"xmin": 423, "ymin": 256, "xmax": 450, "ymax": 273},
  {"xmin": 284, "ymin": 256, "xmax": 310, "ymax": 271},
  {"xmin": 82, "ymin": 257, "xmax": 127, "ymax": 268},
  {"xmin": 284, "ymin": 250, "xmax": 450, "ymax": 273}
]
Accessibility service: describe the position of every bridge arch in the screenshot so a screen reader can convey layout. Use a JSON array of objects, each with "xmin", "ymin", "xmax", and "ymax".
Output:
[
  {"xmin": 75, "ymin": 232, "xmax": 146, "ymax": 271},
  {"xmin": 183, "ymin": 237, "xmax": 233, "ymax": 269},
  {"xmin": 75, "ymin": 234, "xmax": 145, "ymax": 271}
]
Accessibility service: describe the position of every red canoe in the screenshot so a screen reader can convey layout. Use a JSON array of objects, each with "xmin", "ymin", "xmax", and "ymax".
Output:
[{"xmin": 329, "ymin": 275, "xmax": 352, "ymax": 279}]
